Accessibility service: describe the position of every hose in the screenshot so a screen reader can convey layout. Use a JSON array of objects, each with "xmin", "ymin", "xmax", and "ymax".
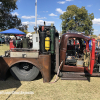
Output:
[{"xmin": 50, "ymin": 61, "xmax": 63, "ymax": 84}]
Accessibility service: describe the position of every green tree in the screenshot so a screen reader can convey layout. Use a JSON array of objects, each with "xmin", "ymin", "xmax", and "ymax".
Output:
[
  {"xmin": 91, "ymin": 35, "xmax": 97, "ymax": 38},
  {"xmin": 0, "ymin": 0, "xmax": 21, "ymax": 30},
  {"xmin": 60, "ymin": 5, "xmax": 94, "ymax": 35},
  {"xmin": 18, "ymin": 25, "xmax": 28, "ymax": 33}
]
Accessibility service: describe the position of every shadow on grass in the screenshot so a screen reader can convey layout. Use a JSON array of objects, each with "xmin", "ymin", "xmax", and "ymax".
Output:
[
  {"xmin": 0, "ymin": 44, "xmax": 3, "ymax": 46},
  {"xmin": 0, "ymin": 74, "xmax": 21, "ymax": 90},
  {"xmin": 0, "ymin": 58, "xmax": 22, "ymax": 91},
  {"xmin": 0, "ymin": 71, "xmax": 21, "ymax": 100},
  {"xmin": 34, "ymin": 72, "xmax": 56, "ymax": 82}
]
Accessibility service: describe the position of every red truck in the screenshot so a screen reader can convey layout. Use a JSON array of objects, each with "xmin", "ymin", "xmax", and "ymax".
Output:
[{"xmin": 0, "ymin": 24, "xmax": 100, "ymax": 82}]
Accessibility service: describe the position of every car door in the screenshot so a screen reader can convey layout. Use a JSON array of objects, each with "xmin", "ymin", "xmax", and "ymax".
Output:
[{"xmin": 89, "ymin": 38, "xmax": 95, "ymax": 75}]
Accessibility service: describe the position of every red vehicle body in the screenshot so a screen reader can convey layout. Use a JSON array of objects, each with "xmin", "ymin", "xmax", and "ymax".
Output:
[{"xmin": 60, "ymin": 33, "xmax": 95, "ymax": 75}]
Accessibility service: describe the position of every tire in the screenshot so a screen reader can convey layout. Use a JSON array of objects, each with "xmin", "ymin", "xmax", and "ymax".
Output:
[{"xmin": 10, "ymin": 62, "xmax": 39, "ymax": 81}]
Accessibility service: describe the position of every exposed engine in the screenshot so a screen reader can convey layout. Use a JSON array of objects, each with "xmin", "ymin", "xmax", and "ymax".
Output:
[
  {"xmin": 13, "ymin": 37, "xmax": 32, "ymax": 48},
  {"xmin": 65, "ymin": 38, "xmax": 89, "ymax": 67}
]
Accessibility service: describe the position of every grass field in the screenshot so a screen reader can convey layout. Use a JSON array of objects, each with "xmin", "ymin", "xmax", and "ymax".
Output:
[
  {"xmin": 0, "ymin": 44, "xmax": 9, "ymax": 55},
  {"xmin": 0, "ymin": 44, "xmax": 100, "ymax": 100}
]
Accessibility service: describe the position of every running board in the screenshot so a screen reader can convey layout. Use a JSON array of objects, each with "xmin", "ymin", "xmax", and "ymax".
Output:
[
  {"xmin": 61, "ymin": 77, "xmax": 88, "ymax": 80},
  {"xmin": 60, "ymin": 72, "xmax": 90, "ymax": 80}
]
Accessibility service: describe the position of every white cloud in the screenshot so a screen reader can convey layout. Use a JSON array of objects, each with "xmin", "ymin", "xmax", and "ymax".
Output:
[
  {"xmin": 37, "ymin": 17, "xmax": 47, "ymax": 19},
  {"xmin": 57, "ymin": 1, "xmax": 66, "ymax": 4},
  {"xmin": 99, "ymin": 9, "xmax": 100, "ymax": 11},
  {"xmin": 22, "ymin": 16, "xmax": 47, "ymax": 20},
  {"xmin": 22, "ymin": 20, "xmax": 54, "ymax": 26},
  {"xmin": 92, "ymin": 18, "xmax": 100, "ymax": 25},
  {"xmin": 49, "ymin": 13, "xmax": 57, "ymax": 16},
  {"xmin": 22, "ymin": 22, "xmax": 29, "ymax": 25},
  {"xmin": 94, "ymin": 29, "xmax": 98, "ymax": 32},
  {"xmin": 57, "ymin": 0, "xmax": 73, "ymax": 4},
  {"xmin": 66, "ymin": 0, "xmax": 73, "ymax": 1},
  {"xmin": 22, "ymin": 16, "xmax": 35, "ymax": 19},
  {"xmin": 43, "ymin": 11, "xmax": 48, "ymax": 12},
  {"xmin": 12, "ymin": 12, "xmax": 19, "ymax": 16},
  {"xmin": 87, "ymin": 5, "xmax": 92, "ymax": 7},
  {"xmin": 56, "ymin": 8, "xmax": 65, "ymax": 14}
]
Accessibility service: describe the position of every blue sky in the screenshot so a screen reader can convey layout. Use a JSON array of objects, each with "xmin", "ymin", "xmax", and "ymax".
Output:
[{"xmin": 12, "ymin": 0, "xmax": 100, "ymax": 36}]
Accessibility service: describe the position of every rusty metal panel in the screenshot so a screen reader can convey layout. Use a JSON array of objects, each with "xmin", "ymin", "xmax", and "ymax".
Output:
[
  {"xmin": 62, "ymin": 65, "xmax": 85, "ymax": 72},
  {"xmin": 0, "ymin": 54, "xmax": 51, "ymax": 83}
]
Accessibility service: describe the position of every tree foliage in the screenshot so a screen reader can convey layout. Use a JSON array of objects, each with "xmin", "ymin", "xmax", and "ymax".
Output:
[
  {"xmin": 18, "ymin": 25, "xmax": 28, "ymax": 34},
  {"xmin": 60, "ymin": 5, "xmax": 94, "ymax": 35},
  {"xmin": 0, "ymin": 0, "xmax": 22, "ymax": 30},
  {"xmin": 91, "ymin": 35, "xmax": 97, "ymax": 38}
]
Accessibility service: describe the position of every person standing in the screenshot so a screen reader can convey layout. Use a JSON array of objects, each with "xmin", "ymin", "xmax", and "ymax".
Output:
[{"xmin": 6, "ymin": 36, "xmax": 9, "ymax": 45}]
